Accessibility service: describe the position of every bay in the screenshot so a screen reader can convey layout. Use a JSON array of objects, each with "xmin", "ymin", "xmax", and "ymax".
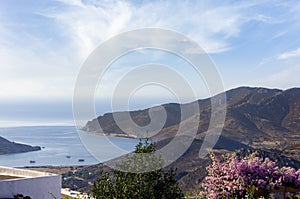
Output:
[{"xmin": 0, "ymin": 126, "xmax": 138, "ymax": 167}]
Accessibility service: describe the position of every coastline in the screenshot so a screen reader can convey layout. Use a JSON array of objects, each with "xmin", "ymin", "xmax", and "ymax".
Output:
[
  {"xmin": 85, "ymin": 130, "xmax": 138, "ymax": 139},
  {"xmin": 23, "ymin": 165, "xmax": 92, "ymax": 174},
  {"xmin": 106, "ymin": 133, "xmax": 137, "ymax": 139},
  {"xmin": 0, "ymin": 126, "xmax": 138, "ymax": 168}
]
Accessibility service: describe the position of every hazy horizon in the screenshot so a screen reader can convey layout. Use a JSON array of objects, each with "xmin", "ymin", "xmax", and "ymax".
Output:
[
  {"xmin": 0, "ymin": 85, "xmax": 298, "ymax": 127},
  {"xmin": 1, "ymin": 0, "xmax": 300, "ymax": 126}
]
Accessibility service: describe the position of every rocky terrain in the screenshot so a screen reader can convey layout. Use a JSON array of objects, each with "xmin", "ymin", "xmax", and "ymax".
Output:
[
  {"xmin": 69, "ymin": 87, "xmax": 300, "ymax": 193},
  {"xmin": 83, "ymin": 87, "xmax": 300, "ymax": 147},
  {"xmin": 0, "ymin": 136, "xmax": 41, "ymax": 155}
]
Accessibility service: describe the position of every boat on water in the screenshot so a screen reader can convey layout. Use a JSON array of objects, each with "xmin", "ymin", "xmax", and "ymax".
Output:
[
  {"xmin": 29, "ymin": 160, "xmax": 35, "ymax": 163},
  {"xmin": 66, "ymin": 155, "xmax": 71, "ymax": 158},
  {"xmin": 78, "ymin": 159, "xmax": 85, "ymax": 162}
]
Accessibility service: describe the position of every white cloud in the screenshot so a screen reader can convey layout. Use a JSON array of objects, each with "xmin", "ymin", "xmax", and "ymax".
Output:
[
  {"xmin": 43, "ymin": 0, "xmax": 271, "ymax": 56},
  {"xmin": 44, "ymin": 0, "xmax": 134, "ymax": 59},
  {"xmin": 277, "ymin": 48, "xmax": 300, "ymax": 60},
  {"xmin": 255, "ymin": 65, "xmax": 300, "ymax": 89},
  {"xmin": 0, "ymin": 26, "xmax": 78, "ymax": 99},
  {"xmin": 249, "ymin": 48, "xmax": 300, "ymax": 89},
  {"xmin": 0, "ymin": 0, "xmax": 295, "ymax": 100}
]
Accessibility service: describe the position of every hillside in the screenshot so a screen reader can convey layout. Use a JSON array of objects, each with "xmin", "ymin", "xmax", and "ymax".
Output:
[
  {"xmin": 65, "ymin": 87, "xmax": 300, "ymax": 193},
  {"xmin": 83, "ymin": 86, "xmax": 300, "ymax": 147},
  {"xmin": 0, "ymin": 136, "xmax": 41, "ymax": 155},
  {"xmin": 62, "ymin": 136, "xmax": 300, "ymax": 193}
]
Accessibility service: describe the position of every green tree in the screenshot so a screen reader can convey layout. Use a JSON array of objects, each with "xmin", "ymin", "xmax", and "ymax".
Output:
[{"xmin": 91, "ymin": 139, "xmax": 184, "ymax": 199}]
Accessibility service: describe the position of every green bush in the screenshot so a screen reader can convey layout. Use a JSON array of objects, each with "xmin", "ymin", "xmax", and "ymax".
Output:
[{"xmin": 91, "ymin": 139, "xmax": 184, "ymax": 199}]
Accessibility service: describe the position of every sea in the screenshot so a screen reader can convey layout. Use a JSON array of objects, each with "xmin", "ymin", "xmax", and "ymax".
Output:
[{"xmin": 0, "ymin": 126, "xmax": 138, "ymax": 167}]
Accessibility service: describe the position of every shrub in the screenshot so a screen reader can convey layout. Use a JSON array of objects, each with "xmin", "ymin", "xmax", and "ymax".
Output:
[
  {"xmin": 91, "ymin": 139, "xmax": 184, "ymax": 199},
  {"xmin": 200, "ymin": 152, "xmax": 300, "ymax": 199}
]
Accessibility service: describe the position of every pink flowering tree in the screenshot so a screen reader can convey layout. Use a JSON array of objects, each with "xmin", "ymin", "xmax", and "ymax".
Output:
[
  {"xmin": 200, "ymin": 152, "xmax": 300, "ymax": 199},
  {"xmin": 200, "ymin": 152, "xmax": 245, "ymax": 198}
]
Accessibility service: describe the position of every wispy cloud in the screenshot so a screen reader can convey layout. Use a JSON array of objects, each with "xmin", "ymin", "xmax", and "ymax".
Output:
[
  {"xmin": 277, "ymin": 48, "xmax": 300, "ymax": 60},
  {"xmin": 0, "ymin": 0, "xmax": 300, "ymax": 101},
  {"xmin": 43, "ymin": 0, "xmax": 272, "ymax": 56},
  {"xmin": 255, "ymin": 65, "xmax": 300, "ymax": 89}
]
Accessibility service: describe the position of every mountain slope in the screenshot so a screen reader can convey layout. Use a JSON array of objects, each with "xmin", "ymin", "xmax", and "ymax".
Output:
[
  {"xmin": 83, "ymin": 86, "xmax": 300, "ymax": 147},
  {"xmin": 67, "ymin": 87, "xmax": 300, "ymax": 193}
]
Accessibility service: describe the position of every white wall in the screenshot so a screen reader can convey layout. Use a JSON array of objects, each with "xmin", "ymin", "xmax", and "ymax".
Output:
[{"xmin": 0, "ymin": 167, "xmax": 61, "ymax": 199}]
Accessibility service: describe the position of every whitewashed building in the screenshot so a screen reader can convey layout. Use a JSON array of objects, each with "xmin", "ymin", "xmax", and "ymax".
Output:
[{"xmin": 0, "ymin": 166, "xmax": 61, "ymax": 199}]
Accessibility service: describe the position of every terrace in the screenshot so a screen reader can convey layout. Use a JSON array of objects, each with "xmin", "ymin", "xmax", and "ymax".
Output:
[{"xmin": 0, "ymin": 166, "xmax": 61, "ymax": 199}]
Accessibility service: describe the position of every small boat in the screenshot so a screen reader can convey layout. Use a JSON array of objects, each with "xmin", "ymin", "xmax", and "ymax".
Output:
[
  {"xmin": 66, "ymin": 155, "xmax": 71, "ymax": 158},
  {"xmin": 78, "ymin": 159, "xmax": 85, "ymax": 162},
  {"xmin": 29, "ymin": 160, "xmax": 35, "ymax": 163}
]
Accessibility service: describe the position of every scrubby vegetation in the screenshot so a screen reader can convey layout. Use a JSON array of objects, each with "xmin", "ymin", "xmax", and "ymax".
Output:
[{"xmin": 91, "ymin": 139, "xmax": 184, "ymax": 199}]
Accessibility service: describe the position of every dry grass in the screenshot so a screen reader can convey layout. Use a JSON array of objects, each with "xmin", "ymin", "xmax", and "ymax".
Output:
[
  {"xmin": 0, "ymin": 175, "xmax": 23, "ymax": 180},
  {"xmin": 25, "ymin": 166, "xmax": 76, "ymax": 174}
]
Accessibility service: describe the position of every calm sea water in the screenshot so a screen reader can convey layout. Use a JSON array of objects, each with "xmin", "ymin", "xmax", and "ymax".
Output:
[{"xmin": 0, "ymin": 126, "xmax": 138, "ymax": 167}]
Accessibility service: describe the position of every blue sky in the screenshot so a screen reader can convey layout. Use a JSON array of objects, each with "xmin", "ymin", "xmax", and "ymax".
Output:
[{"xmin": 1, "ymin": 0, "xmax": 300, "ymax": 126}]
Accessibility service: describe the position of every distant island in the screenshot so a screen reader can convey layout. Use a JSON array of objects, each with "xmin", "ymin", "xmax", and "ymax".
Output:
[{"xmin": 0, "ymin": 136, "xmax": 41, "ymax": 155}]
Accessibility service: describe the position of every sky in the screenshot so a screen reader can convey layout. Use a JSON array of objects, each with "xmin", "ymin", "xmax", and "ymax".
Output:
[{"xmin": 0, "ymin": 0, "xmax": 300, "ymax": 126}]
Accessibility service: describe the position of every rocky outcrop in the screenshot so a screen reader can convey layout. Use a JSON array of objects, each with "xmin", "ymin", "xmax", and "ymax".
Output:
[
  {"xmin": 83, "ymin": 86, "xmax": 300, "ymax": 145},
  {"xmin": 0, "ymin": 136, "xmax": 41, "ymax": 155}
]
